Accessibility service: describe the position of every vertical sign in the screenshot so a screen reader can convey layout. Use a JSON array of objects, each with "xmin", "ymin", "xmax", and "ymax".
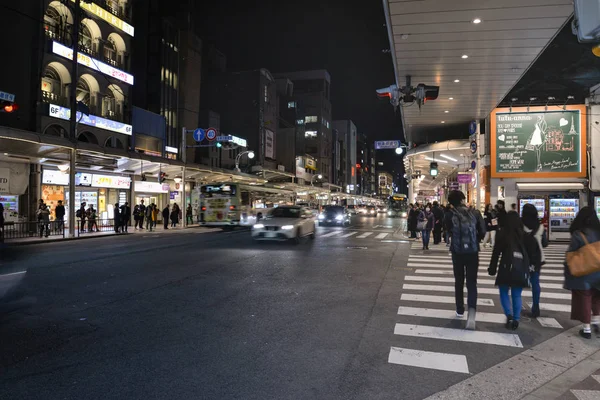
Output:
[
  {"xmin": 0, "ymin": 168, "xmax": 9, "ymax": 193},
  {"xmin": 265, "ymin": 129, "xmax": 275, "ymax": 159}
]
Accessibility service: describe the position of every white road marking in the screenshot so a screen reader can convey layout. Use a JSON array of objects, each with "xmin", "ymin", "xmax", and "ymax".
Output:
[
  {"xmin": 0, "ymin": 271, "xmax": 27, "ymax": 278},
  {"xmin": 528, "ymin": 302, "xmax": 570, "ymax": 313},
  {"xmin": 592, "ymin": 375, "xmax": 600, "ymax": 384},
  {"xmin": 536, "ymin": 317, "xmax": 563, "ymax": 329},
  {"xmin": 393, "ymin": 323, "xmax": 523, "ymax": 348},
  {"xmin": 413, "ymin": 269, "xmax": 564, "ymax": 280},
  {"xmin": 401, "ymin": 293, "xmax": 494, "ymax": 306},
  {"xmin": 407, "ymin": 262, "xmax": 565, "ymax": 273},
  {"xmin": 357, "ymin": 232, "xmax": 373, "ymax": 239},
  {"xmin": 320, "ymin": 231, "xmax": 342, "ymax": 238},
  {"xmin": 402, "ymin": 284, "xmax": 571, "ymax": 300},
  {"xmin": 404, "ymin": 275, "xmax": 563, "ymax": 289},
  {"xmin": 375, "ymin": 233, "xmax": 389, "ymax": 239},
  {"xmin": 388, "ymin": 346, "xmax": 470, "ymax": 374},
  {"xmin": 340, "ymin": 232, "xmax": 358, "ymax": 238},
  {"xmin": 397, "ymin": 306, "xmax": 506, "ymax": 324},
  {"xmin": 570, "ymin": 390, "xmax": 600, "ymax": 400}
]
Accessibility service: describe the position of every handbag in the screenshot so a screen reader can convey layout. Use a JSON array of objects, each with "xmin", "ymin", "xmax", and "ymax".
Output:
[
  {"xmin": 417, "ymin": 220, "xmax": 427, "ymax": 231},
  {"xmin": 566, "ymin": 233, "xmax": 600, "ymax": 277}
]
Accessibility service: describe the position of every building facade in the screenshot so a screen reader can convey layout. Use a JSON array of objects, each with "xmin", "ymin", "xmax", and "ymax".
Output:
[{"xmin": 332, "ymin": 120, "xmax": 357, "ymax": 193}]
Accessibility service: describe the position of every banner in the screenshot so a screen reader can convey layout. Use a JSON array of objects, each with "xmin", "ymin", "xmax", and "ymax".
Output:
[{"xmin": 265, "ymin": 129, "xmax": 275, "ymax": 159}]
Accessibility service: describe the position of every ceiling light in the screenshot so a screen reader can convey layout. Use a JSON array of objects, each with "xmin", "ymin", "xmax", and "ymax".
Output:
[
  {"xmin": 472, "ymin": 18, "xmax": 482, "ymax": 24},
  {"xmin": 441, "ymin": 121, "xmax": 445, "ymax": 124},
  {"xmin": 454, "ymin": 79, "xmax": 460, "ymax": 83},
  {"xmin": 461, "ymin": 55, "xmax": 469, "ymax": 59},
  {"xmin": 449, "ymin": 97, "xmax": 454, "ymax": 100},
  {"xmin": 424, "ymin": 156, "xmax": 448, "ymax": 164},
  {"xmin": 440, "ymin": 154, "xmax": 458, "ymax": 162},
  {"xmin": 444, "ymin": 110, "xmax": 449, "ymax": 113},
  {"xmin": 460, "ymin": 154, "xmax": 464, "ymax": 157},
  {"xmin": 3, "ymin": 153, "xmax": 7, "ymax": 156}
]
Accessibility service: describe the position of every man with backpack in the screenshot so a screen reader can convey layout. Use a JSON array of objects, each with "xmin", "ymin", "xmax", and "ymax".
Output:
[{"xmin": 445, "ymin": 190, "xmax": 486, "ymax": 330}]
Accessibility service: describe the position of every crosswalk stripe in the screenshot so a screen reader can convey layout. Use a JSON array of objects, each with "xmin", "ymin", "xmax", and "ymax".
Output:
[
  {"xmin": 394, "ymin": 323, "xmax": 523, "ymax": 348},
  {"xmin": 401, "ymin": 293, "xmax": 494, "ymax": 307},
  {"xmin": 536, "ymin": 317, "xmax": 563, "ymax": 328},
  {"xmin": 397, "ymin": 306, "xmax": 507, "ymax": 324},
  {"xmin": 570, "ymin": 390, "xmax": 600, "ymax": 400},
  {"xmin": 413, "ymin": 269, "xmax": 564, "ymax": 280},
  {"xmin": 527, "ymin": 302, "xmax": 570, "ymax": 312},
  {"xmin": 388, "ymin": 346, "xmax": 470, "ymax": 374},
  {"xmin": 402, "ymin": 284, "xmax": 571, "ymax": 300},
  {"xmin": 341, "ymin": 232, "xmax": 357, "ymax": 238},
  {"xmin": 375, "ymin": 233, "xmax": 388, "ymax": 239},
  {"xmin": 404, "ymin": 275, "xmax": 563, "ymax": 289},
  {"xmin": 320, "ymin": 231, "xmax": 342, "ymax": 238},
  {"xmin": 408, "ymin": 260, "xmax": 566, "ymax": 269},
  {"xmin": 357, "ymin": 232, "xmax": 373, "ymax": 238}
]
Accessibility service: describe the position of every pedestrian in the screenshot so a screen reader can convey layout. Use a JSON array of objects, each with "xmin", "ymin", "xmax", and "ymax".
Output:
[
  {"xmin": 482, "ymin": 203, "xmax": 498, "ymax": 248},
  {"xmin": 145, "ymin": 204, "xmax": 154, "ymax": 231},
  {"xmin": 163, "ymin": 204, "xmax": 170, "ymax": 229},
  {"xmin": 37, "ymin": 203, "xmax": 51, "ymax": 237},
  {"xmin": 114, "ymin": 203, "xmax": 121, "ymax": 233},
  {"xmin": 418, "ymin": 203, "xmax": 435, "ymax": 250},
  {"xmin": 77, "ymin": 202, "xmax": 87, "ymax": 232},
  {"xmin": 510, "ymin": 203, "xmax": 518, "ymax": 213},
  {"xmin": 54, "ymin": 200, "xmax": 65, "ymax": 233},
  {"xmin": 488, "ymin": 212, "xmax": 539, "ymax": 330},
  {"xmin": 432, "ymin": 201, "xmax": 444, "ymax": 245},
  {"xmin": 445, "ymin": 190, "xmax": 486, "ymax": 330},
  {"xmin": 170, "ymin": 203, "xmax": 179, "ymax": 227},
  {"xmin": 496, "ymin": 200, "xmax": 507, "ymax": 229},
  {"xmin": 186, "ymin": 204, "xmax": 193, "ymax": 225},
  {"xmin": 522, "ymin": 204, "xmax": 547, "ymax": 318},
  {"xmin": 443, "ymin": 204, "xmax": 453, "ymax": 247},
  {"xmin": 120, "ymin": 202, "xmax": 131, "ymax": 233},
  {"xmin": 152, "ymin": 203, "xmax": 159, "ymax": 228},
  {"xmin": 87, "ymin": 205, "xmax": 98, "ymax": 232},
  {"xmin": 133, "ymin": 204, "xmax": 140, "ymax": 230},
  {"xmin": 407, "ymin": 204, "xmax": 418, "ymax": 239},
  {"xmin": 564, "ymin": 207, "xmax": 600, "ymax": 339},
  {"xmin": 138, "ymin": 200, "xmax": 146, "ymax": 229}
]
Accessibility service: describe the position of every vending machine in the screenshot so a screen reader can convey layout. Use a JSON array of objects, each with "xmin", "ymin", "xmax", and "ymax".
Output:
[
  {"xmin": 595, "ymin": 196, "xmax": 600, "ymax": 221},
  {"xmin": 518, "ymin": 198, "xmax": 545, "ymax": 219},
  {"xmin": 549, "ymin": 197, "xmax": 579, "ymax": 240}
]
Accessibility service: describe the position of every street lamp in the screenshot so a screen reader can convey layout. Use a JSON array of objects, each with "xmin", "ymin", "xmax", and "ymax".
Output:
[
  {"xmin": 234, "ymin": 150, "xmax": 255, "ymax": 172},
  {"xmin": 311, "ymin": 174, "xmax": 323, "ymax": 186}
]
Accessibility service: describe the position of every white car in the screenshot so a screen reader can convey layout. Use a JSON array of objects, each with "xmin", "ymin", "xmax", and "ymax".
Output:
[{"xmin": 251, "ymin": 206, "xmax": 316, "ymax": 243}]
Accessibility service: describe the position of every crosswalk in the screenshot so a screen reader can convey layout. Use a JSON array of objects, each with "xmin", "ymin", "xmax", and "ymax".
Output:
[
  {"xmin": 318, "ymin": 229, "xmax": 395, "ymax": 241},
  {"xmin": 388, "ymin": 241, "xmax": 570, "ymax": 375}
]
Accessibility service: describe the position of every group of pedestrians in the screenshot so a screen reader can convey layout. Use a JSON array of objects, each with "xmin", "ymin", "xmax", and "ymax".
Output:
[
  {"xmin": 133, "ymin": 200, "xmax": 187, "ymax": 232},
  {"xmin": 407, "ymin": 201, "xmax": 454, "ymax": 250}
]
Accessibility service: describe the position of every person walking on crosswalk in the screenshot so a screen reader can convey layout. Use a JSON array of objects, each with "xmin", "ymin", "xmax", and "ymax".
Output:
[
  {"xmin": 445, "ymin": 190, "xmax": 486, "ymax": 330},
  {"xmin": 488, "ymin": 212, "xmax": 540, "ymax": 331},
  {"xmin": 418, "ymin": 204, "xmax": 435, "ymax": 250},
  {"xmin": 522, "ymin": 203, "xmax": 548, "ymax": 318}
]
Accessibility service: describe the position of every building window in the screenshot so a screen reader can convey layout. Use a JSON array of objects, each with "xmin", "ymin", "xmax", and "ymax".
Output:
[
  {"xmin": 326, "ymin": 121, "xmax": 330, "ymax": 129},
  {"xmin": 264, "ymin": 85, "xmax": 269, "ymax": 103},
  {"xmin": 296, "ymin": 119, "xmax": 304, "ymax": 125},
  {"xmin": 305, "ymin": 131, "xmax": 317, "ymax": 138},
  {"xmin": 287, "ymin": 101, "xmax": 296, "ymax": 109},
  {"xmin": 305, "ymin": 116, "xmax": 318, "ymax": 123}
]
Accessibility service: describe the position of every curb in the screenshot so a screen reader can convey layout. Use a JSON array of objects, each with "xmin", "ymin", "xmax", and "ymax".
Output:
[{"xmin": 424, "ymin": 326, "xmax": 600, "ymax": 400}]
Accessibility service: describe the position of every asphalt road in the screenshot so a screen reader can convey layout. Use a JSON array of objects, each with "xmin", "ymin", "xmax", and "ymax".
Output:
[{"xmin": 0, "ymin": 214, "xmax": 575, "ymax": 400}]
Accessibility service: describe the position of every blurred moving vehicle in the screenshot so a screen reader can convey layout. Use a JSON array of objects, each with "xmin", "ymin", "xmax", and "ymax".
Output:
[
  {"xmin": 251, "ymin": 206, "xmax": 316, "ymax": 243},
  {"xmin": 318, "ymin": 206, "xmax": 351, "ymax": 226},
  {"xmin": 365, "ymin": 205, "xmax": 377, "ymax": 217},
  {"xmin": 377, "ymin": 206, "xmax": 388, "ymax": 214},
  {"xmin": 347, "ymin": 205, "xmax": 358, "ymax": 215},
  {"xmin": 357, "ymin": 205, "xmax": 368, "ymax": 215},
  {"xmin": 387, "ymin": 194, "xmax": 408, "ymax": 218}
]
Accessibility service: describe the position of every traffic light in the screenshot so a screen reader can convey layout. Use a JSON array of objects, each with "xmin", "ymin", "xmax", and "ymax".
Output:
[
  {"xmin": 0, "ymin": 101, "xmax": 18, "ymax": 113},
  {"xmin": 215, "ymin": 142, "xmax": 222, "ymax": 148},
  {"xmin": 159, "ymin": 172, "xmax": 166, "ymax": 183},
  {"xmin": 430, "ymin": 162, "xmax": 438, "ymax": 177}
]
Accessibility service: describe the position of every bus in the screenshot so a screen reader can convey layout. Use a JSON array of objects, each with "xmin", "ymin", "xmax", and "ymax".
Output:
[
  {"xmin": 387, "ymin": 194, "xmax": 408, "ymax": 217},
  {"xmin": 198, "ymin": 183, "xmax": 295, "ymax": 229}
]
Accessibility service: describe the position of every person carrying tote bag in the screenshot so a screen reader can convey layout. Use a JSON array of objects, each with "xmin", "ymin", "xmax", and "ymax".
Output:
[{"xmin": 564, "ymin": 207, "xmax": 600, "ymax": 339}]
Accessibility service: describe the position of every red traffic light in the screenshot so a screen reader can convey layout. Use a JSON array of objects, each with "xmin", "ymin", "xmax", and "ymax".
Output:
[{"xmin": 1, "ymin": 101, "xmax": 18, "ymax": 113}]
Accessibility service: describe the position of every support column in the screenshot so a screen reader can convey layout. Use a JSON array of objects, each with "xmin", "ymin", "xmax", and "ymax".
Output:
[
  {"xmin": 68, "ymin": 148, "xmax": 76, "ymax": 237},
  {"xmin": 182, "ymin": 166, "xmax": 187, "ymax": 226}
]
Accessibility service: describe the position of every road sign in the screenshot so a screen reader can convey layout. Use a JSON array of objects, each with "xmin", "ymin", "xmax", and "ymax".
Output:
[
  {"xmin": 470, "ymin": 140, "xmax": 477, "ymax": 154},
  {"xmin": 206, "ymin": 127, "xmax": 217, "ymax": 141},
  {"xmin": 375, "ymin": 140, "xmax": 401, "ymax": 150},
  {"xmin": 471, "ymin": 160, "xmax": 477, "ymax": 169},
  {"xmin": 469, "ymin": 120, "xmax": 477, "ymax": 135},
  {"xmin": 0, "ymin": 91, "xmax": 15, "ymax": 102},
  {"xmin": 193, "ymin": 128, "xmax": 205, "ymax": 142},
  {"xmin": 217, "ymin": 135, "xmax": 232, "ymax": 142}
]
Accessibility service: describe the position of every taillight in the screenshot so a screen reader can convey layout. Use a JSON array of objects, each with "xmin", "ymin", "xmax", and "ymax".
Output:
[
  {"xmin": 229, "ymin": 205, "xmax": 236, "ymax": 210},
  {"xmin": 201, "ymin": 206, "xmax": 206, "ymax": 211}
]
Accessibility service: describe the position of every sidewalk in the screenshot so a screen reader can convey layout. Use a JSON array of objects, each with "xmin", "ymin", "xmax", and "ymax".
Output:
[{"xmin": 1, "ymin": 224, "xmax": 225, "ymax": 245}]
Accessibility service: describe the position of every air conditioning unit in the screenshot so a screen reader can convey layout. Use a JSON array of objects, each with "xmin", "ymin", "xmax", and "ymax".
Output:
[{"xmin": 573, "ymin": 0, "xmax": 600, "ymax": 43}]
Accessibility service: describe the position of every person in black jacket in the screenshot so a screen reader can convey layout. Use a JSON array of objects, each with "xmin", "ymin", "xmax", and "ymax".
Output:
[
  {"xmin": 162, "ymin": 205, "xmax": 170, "ymax": 229},
  {"xmin": 120, "ymin": 202, "xmax": 131, "ymax": 233},
  {"xmin": 114, "ymin": 203, "xmax": 121, "ymax": 233},
  {"xmin": 496, "ymin": 200, "xmax": 507, "ymax": 230},
  {"xmin": 54, "ymin": 200, "xmax": 65, "ymax": 233},
  {"xmin": 488, "ymin": 212, "xmax": 540, "ymax": 330},
  {"xmin": 431, "ymin": 201, "xmax": 445, "ymax": 245},
  {"xmin": 407, "ymin": 204, "xmax": 418, "ymax": 239}
]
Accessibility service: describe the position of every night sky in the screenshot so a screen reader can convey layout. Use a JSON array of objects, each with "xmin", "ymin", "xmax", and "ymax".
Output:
[{"xmin": 196, "ymin": 0, "xmax": 406, "ymax": 188}]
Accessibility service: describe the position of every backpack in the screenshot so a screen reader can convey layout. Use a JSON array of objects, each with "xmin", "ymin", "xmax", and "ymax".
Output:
[
  {"xmin": 450, "ymin": 208, "xmax": 478, "ymax": 254},
  {"xmin": 506, "ymin": 241, "xmax": 531, "ymax": 286},
  {"xmin": 76, "ymin": 209, "xmax": 82, "ymax": 218}
]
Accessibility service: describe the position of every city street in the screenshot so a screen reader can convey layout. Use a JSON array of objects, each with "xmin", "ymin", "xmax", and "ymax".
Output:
[{"xmin": 0, "ymin": 216, "xmax": 578, "ymax": 400}]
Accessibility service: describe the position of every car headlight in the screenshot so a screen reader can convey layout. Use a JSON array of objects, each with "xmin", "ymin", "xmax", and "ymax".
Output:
[
  {"xmin": 401, "ymin": 212, "xmax": 407, "ymax": 217},
  {"xmin": 281, "ymin": 225, "xmax": 294, "ymax": 230},
  {"xmin": 318, "ymin": 214, "xmax": 325, "ymax": 220},
  {"xmin": 388, "ymin": 211, "xmax": 392, "ymax": 216},
  {"xmin": 335, "ymin": 214, "xmax": 343, "ymax": 220},
  {"xmin": 253, "ymin": 224, "xmax": 264, "ymax": 229}
]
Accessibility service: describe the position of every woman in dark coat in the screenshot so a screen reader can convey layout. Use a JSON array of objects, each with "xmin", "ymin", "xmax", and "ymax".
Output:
[
  {"xmin": 488, "ymin": 212, "xmax": 540, "ymax": 330},
  {"xmin": 418, "ymin": 203, "xmax": 435, "ymax": 250},
  {"xmin": 407, "ymin": 204, "xmax": 418, "ymax": 239},
  {"xmin": 564, "ymin": 206, "xmax": 600, "ymax": 339}
]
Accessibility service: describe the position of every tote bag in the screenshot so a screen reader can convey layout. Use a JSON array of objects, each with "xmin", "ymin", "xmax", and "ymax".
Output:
[{"xmin": 566, "ymin": 233, "xmax": 600, "ymax": 277}]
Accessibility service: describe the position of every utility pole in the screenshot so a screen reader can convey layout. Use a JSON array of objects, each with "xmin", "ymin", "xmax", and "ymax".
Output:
[{"xmin": 68, "ymin": 0, "xmax": 81, "ymax": 237}]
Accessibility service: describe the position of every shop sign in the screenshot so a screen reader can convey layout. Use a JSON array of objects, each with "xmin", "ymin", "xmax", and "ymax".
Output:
[
  {"xmin": 134, "ymin": 181, "xmax": 169, "ymax": 193},
  {"xmin": 170, "ymin": 191, "xmax": 177, "ymax": 200},
  {"xmin": 52, "ymin": 41, "xmax": 134, "ymax": 85},
  {"xmin": 457, "ymin": 173, "xmax": 473, "ymax": 184},
  {"xmin": 92, "ymin": 174, "xmax": 131, "ymax": 189},
  {"xmin": 265, "ymin": 129, "xmax": 275, "ymax": 159},
  {"xmin": 305, "ymin": 158, "xmax": 317, "ymax": 171},
  {"xmin": 0, "ymin": 168, "xmax": 9, "ymax": 193},
  {"xmin": 491, "ymin": 105, "xmax": 586, "ymax": 178},
  {"xmin": 49, "ymin": 104, "xmax": 133, "ymax": 136},
  {"xmin": 165, "ymin": 146, "xmax": 178, "ymax": 154},
  {"xmin": 42, "ymin": 169, "xmax": 69, "ymax": 186},
  {"xmin": 75, "ymin": 172, "xmax": 92, "ymax": 186},
  {"xmin": 449, "ymin": 182, "xmax": 459, "ymax": 191},
  {"xmin": 71, "ymin": 0, "xmax": 135, "ymax": 36},
  {"xmin": 374, "ymin": 140, "xmax": 400, "ymax": 150}
]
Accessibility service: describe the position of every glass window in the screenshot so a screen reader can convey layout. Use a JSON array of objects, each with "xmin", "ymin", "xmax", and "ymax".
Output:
[
  {"xmin": 264, "ymin": 85, "xmax": 268, "ymax": 103},
  {"xmin": 269, "ymin": 207, "xmax": 301, "ymax": 218},
  {"xmin": 305, "ymin": 131, "xmax": 317, "ymax": 138},
  {"xmin": 305, "ymin": 116, "xmax": 317, "ymax": 123},
  {"xmin": 287, "ymin": 101, "xmax": 296, "ymax": 108},
  {"xmin": 296, "ymin": 119, "xmax": 304, "ymax": 125}
]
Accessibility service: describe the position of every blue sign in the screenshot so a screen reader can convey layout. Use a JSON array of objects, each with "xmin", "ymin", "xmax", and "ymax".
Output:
[
  {"xmin": 469, "ymin": 120, "xmax": 477, "ymax": 135},
  {"xmin": 206, "ymin": 128, "xmax": 217, "ymax": 141},
  {"xmin": 470, "ymin": 140, "xmax": 477, "ymax": 154},
  {"xmin": 375, "ymin": 140, "xmax": 401, "ymax": 150},
  {"xmin": 217, "ymin": 135, "xmax": 232, "ymax": 142},
  {"xmin": 471, "ymin": 160, "xmax": 476, "ymax": 169},
  {"xmin": 0, "ymin": 91, "xmax": 15, "ymax": 102},
  {"xmin": 193, "ymin": 128, "xmax": 205, "ymax": 142}
]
